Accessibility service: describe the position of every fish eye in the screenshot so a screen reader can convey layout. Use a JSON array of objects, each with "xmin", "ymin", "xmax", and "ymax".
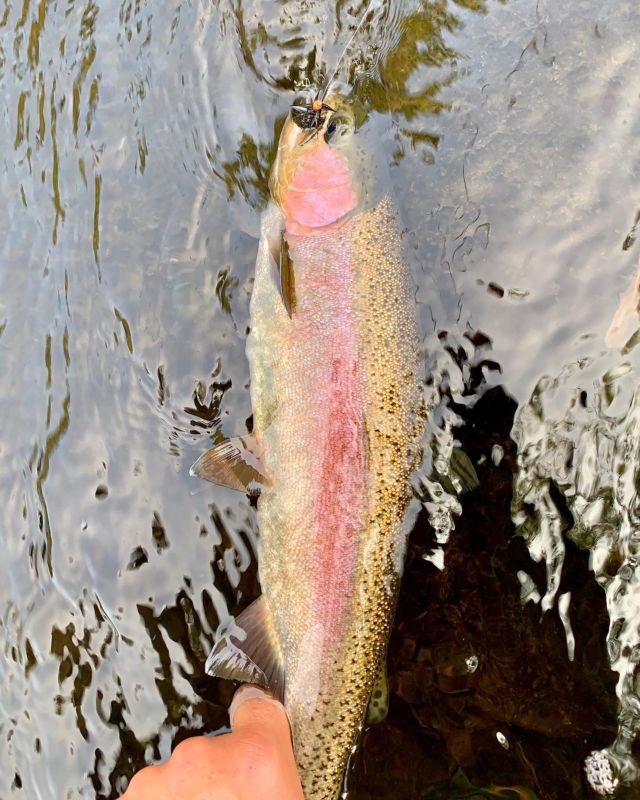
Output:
[{"xmin": 324, "ymin": 114, "xmax": 352, "ymax": 145}]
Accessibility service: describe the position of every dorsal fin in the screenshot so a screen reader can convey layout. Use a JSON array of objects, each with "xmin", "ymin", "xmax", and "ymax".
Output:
[
  {"xmin": 206, "ymin": 596, "xmax": 285, "ymax": 702},
  {"xmin": 190, "ymin": 436, "xmax": 272, "ymax": 494}
]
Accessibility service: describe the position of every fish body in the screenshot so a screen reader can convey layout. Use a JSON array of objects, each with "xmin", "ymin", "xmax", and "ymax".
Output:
[{"xmin": 195, "ymin": 93, "xmax": 424, "ymax": 798}]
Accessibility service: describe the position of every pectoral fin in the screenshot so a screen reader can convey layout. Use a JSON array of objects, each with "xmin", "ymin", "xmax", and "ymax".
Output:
[
  {"xmin": 206, "ymin": 596, "xmax": 285, "ymax": 702},
  {"xmin": 366, "ymin": 661, "xmax": 389, "ymax": 725},
  {"xmin": 426, "ymin": 446, "xmax": 479, "ymax": 497},
  {"xmin": 606, "ymin": 263, "xmax": 640, "ymax": 348},
  {"xmin": 450, "ymin": 447, "xmax": 479, "ymax": 493},
  {"xmin": 267, "ymin": 230, "xmax": 296, "ymax": 317},
  {"xmin": 190, "ymin": 436, "xmax": 272, "ymax": 494}
]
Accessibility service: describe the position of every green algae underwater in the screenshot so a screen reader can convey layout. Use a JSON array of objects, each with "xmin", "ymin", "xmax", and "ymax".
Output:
[{"xmin": 1, "ymin": 0, "xmax": 640, "ymax": 797}]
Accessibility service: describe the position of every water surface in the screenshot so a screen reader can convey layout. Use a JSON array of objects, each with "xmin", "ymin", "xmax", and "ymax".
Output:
[{"xmin": 1, "ymin": 0, "xmax": 639, "ymax": 797}]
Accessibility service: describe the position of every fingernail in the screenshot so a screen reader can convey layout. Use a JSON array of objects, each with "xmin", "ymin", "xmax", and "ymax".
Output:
[{"xmin": 229, "ymin": 685, "xmax": 285, "ymax": 726}]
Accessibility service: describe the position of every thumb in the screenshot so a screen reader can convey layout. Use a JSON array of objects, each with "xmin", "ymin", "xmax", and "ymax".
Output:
[
  {"xmin": 227, "ymin": 685, "xmax": 303, "ymax": 799},
  {"xmin": 230, "ymin": 685, "xmax": 291, "ymax": 742}
]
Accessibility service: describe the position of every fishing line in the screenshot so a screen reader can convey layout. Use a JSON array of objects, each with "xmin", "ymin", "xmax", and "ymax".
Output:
[{"xmin": 318, "ymin": 0, "xmax": 383, "ymax": 99}]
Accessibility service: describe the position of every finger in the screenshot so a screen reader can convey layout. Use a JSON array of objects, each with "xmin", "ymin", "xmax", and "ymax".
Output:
[
  {"xmin": 230, "ymin": 685, "xmax": 290, "ymax": 738},
  {"xmin": 228, "ymin": 685, "xmax": 303, "ymax": 799}
]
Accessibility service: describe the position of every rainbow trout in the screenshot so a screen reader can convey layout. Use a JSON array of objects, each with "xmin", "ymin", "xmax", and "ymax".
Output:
[{"xmin": 192, "ymin": 90, "xmax": 424, "ymax": 798}]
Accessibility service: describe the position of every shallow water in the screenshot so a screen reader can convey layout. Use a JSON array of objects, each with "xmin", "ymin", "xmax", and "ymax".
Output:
[{"xmin": 1, "ymin": 0, "xmax": 639, "ymax": 797}]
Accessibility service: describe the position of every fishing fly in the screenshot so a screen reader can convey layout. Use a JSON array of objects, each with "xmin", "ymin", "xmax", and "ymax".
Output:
[{"xmin": 291, "ymin": 95, "xmax": 335, "ymax": 131}]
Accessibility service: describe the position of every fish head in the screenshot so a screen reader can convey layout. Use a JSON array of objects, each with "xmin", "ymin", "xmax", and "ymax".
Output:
[{"xmin": 270, "ymin": 90, "xmax": 363, "ymax": 234}]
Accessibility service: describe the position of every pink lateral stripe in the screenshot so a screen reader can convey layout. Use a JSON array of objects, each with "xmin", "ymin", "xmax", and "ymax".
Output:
[{"xmin": 311, "ymin": 352, "xmax": 365, "ymax": 648}]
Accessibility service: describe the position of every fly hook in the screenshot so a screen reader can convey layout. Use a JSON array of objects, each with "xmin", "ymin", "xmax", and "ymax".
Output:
[{"xmin": 291, "ymin": 96, "xmax": 335, "ymax": 132}]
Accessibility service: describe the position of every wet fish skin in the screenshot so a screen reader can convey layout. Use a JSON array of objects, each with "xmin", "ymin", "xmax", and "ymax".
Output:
[
  {"xmin": 606, "ymin": 257, "xmax": 640, "ymax": 348},
  {"xmin": 198, "ymin": 93, "xmax": 424, "ymax": 798}
]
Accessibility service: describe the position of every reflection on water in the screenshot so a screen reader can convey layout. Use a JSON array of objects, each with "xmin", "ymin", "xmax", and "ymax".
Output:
[
  {"xmin": 512, "ymin": 345, "xmax": 640, "ymax": 794},
  {"xmin": 1, "ymin": 0, "xmax": 640, "ymax": 796}
]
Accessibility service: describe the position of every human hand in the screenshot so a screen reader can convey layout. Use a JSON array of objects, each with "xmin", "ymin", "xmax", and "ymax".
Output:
[{"xmin": 121, "ymin": 686, "xmax": 304, "ymax": 800}]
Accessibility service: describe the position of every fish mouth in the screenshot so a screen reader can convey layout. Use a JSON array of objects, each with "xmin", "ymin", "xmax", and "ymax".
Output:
[
  {"xmin": 287, "ymin": 90, "xmax": 355, "ymax": 145},
  {"xmin": 269, "ymin": 90, "xmax": 361, "ymax": 229},
  {"xmin": 290, "ymin": 99, "xmax": 335, "ymax": 132}
]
